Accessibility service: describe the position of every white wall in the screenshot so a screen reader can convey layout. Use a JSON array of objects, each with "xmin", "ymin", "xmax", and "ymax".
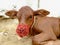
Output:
[
  {"xmin": 0, "ymin": 0, "xmax": 60, "ymax": 17},
  {"xmin": 40, "ymin": 0, "xmax": 60, "ymax": 17},
  {"xmin": 0, "ymin": 0, "xmax": 37, "ymax": 10}
]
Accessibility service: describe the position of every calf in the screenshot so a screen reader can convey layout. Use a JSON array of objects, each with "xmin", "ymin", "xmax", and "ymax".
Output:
[{"xmin": 5, "ymin": 6, "xmax": 60, "ymax": 45}]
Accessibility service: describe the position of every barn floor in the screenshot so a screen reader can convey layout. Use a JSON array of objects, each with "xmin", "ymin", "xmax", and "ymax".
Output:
[{"xmin": 0, "ymin": 18, "xmax": 60, "ymax": 45}]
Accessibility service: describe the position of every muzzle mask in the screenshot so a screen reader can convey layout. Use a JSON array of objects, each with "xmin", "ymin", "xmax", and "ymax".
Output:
[{"xmin": 16, "ymin": 24, "xmax": 29, "ymax": 37}]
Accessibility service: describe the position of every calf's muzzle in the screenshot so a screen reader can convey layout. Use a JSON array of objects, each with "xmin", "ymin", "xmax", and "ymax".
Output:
[{"xmin": 16, "ymin": 24, "xmax": 29, "ymax": 37}]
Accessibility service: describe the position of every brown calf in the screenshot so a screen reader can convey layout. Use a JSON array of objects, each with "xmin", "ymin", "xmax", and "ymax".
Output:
[{"xmin": 5, "ymin": 6, "xmax": 60, "ymax": 45}]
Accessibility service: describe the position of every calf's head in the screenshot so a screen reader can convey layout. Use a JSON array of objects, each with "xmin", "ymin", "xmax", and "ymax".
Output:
[
  {"xmin": 16, "ymin": 6, "xmax": 34, "ymax": 37},
  {"xmin": 5, "ymin": 6, "xmax": 50, "ymax": 37}
]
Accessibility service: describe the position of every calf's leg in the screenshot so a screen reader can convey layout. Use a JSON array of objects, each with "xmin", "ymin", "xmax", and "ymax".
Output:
[{"xmin": 32, "ymin": 32, "xmax": 57, "ymax": 45}]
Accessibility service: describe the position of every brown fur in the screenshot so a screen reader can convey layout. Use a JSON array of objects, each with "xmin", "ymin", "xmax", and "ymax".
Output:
[
  {"xmin": 5, "ymin": 10, "xmax": 17, "ymax": 19},
  {"xmin": 5, "ymin": 6, "xmax": 60, "ymax": 45}
]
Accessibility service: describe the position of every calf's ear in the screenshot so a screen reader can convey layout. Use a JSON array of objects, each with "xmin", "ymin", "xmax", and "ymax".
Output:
[
  {"xmin": 5, "ymin": 10, "xmax": 18, "ymax": 18},
  {"xmin": 34, "ymin": 9, "xmax": 50, "ymax": 17}
]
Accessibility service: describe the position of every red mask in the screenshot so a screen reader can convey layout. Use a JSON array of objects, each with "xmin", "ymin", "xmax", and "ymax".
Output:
[{"xmin": 16, "ymin": 24, "xmax": 29, "ymax": 37}]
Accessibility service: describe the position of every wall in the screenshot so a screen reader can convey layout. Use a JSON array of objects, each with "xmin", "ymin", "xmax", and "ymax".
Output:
[{"xmin": 40, "ymin": 0, "xmax": 60, "ymax": 17}]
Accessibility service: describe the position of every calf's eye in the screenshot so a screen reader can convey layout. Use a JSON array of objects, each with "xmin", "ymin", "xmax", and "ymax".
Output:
[{"xmin": 29, "ymin": 15, "xmax": 32, "ymax": 18}]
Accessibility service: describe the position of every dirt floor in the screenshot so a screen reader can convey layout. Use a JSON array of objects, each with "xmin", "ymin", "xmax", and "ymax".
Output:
[{"xmin": 0, "ymin": 18, "xmax": 60, "ymax": 45}]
